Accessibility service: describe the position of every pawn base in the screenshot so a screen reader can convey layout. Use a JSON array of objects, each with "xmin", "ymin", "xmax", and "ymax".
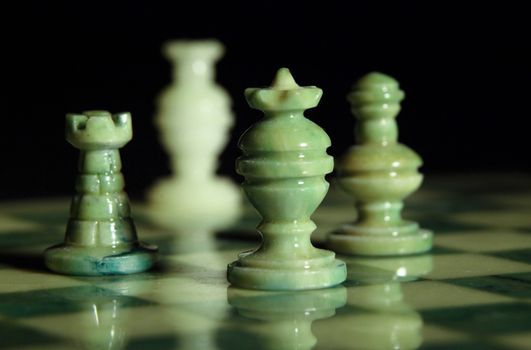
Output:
[
  {"xmin": 227, "ymin": 259, "xmax": 346, "ymax": 291},
  {"xmin": 327, "ymin": 227, "xmax": 433, "ymax": 256},
  {"xmin": 44, "ymin": 243, "xmax": 158, "ymax": 276}
]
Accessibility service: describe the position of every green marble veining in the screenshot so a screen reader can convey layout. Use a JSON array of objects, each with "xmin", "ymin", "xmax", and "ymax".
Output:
[
  {"xmin": 327, "ymin": 73, "xmax": 433, "ymax": 256},
  {"xmin": 227, "ymin": 68, "xmax": 346, "ymax": 290},
  {"xmin": 44, "ymin": 111, "xmax": 157, "ymax": 275}
]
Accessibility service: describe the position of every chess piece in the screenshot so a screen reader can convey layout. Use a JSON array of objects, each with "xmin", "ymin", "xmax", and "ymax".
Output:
[
  {"xmin": 44, "ymin": 111, "xmax": 157, "ymax": 275},
  {"xmin": 327, "ymin": 72, "xmax": 433, "ymax": 255},
  {"xmin": 221, "ymin": 286, "xmax": 346, "ymax": 350},
  {"xmin": 147, "ymin": 39, "xmax": 241, "ymax": 233},
  {"xmin": 227, "ymin": 68, "xmax": 346, "ymax": 290}
]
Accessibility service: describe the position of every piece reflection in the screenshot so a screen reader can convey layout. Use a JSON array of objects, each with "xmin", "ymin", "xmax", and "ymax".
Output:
[
  {"xmin": 45, "ymin": 278, "xmax": 155, "ymax": 350},
  {"xmin": 218, "ymin": 286, "xmax": 347, "ymax": 350},
  {"xmin": 314, "ymin": 254, "xmax": 433, "ymax": 349}
]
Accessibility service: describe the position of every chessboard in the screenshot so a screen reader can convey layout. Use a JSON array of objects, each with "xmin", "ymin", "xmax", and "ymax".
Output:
[{"xmin": 1, "ymin": 173, "xmax": 530, "ymax": 350}]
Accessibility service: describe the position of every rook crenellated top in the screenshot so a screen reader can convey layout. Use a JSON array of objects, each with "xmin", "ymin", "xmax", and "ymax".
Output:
[{"xmin": 66, "ymin": 110, "xmax": 132, "ymax": 150}]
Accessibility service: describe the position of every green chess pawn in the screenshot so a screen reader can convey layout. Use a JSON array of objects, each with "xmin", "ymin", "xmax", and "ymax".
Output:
[
  {"xmin": 44, "ymin": 111, "xmax": 157, "ymax": 275},
  {"xmin": 327, "ymin": 73, "xmax": 433, "ymax": 255},
  {"xmin": 227, "ymin": 68, "xmax": 346, "ymax": 290}
]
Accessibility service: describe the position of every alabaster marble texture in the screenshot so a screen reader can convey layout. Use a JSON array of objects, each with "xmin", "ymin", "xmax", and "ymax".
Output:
[
  {"xmin": 327, "ymin": 73, "xmax": 433, "ymax": 256},
  {"xmin": 44, "ymin": 111, "xmax": 157, "ymax": 275},
  {"xmin": 227, "ymin": 68, "xmax": 346, "ymax": 290}
]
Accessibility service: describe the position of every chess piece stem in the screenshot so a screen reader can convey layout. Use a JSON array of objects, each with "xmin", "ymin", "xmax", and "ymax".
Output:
[
  {"xmin": 44, "ymin": 111, "xmax": 157, "ymax": 275},
  {"xmin": 227, "ymin": 68, "xmax": 346, "ymax": 290},
  {"xmin": 327, "ymin": 73, "xmax": 433, "ymax": 255}
]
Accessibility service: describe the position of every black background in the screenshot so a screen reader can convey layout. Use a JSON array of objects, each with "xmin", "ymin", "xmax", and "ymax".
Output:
[{"xmin": 5, "ymin": 1, "xmax": 531, "ymax": 200}]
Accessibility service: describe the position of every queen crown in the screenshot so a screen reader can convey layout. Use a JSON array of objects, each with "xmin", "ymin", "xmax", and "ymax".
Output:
[{"xmin": 245, "ymin": 68, "xmax": 323, "ymax": 111}]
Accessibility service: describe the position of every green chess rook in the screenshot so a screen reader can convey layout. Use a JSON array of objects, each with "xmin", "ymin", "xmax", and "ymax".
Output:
[
  {"xmin": 327, "ymin": 73, "xmax": 433, "ymax": 255},
  {"xmin": 44, "ymin": 111, "xmax": 157, "ymax": 275},
  {"xmin": 227, "ymin": 68, "xmax": 347, "ymax": 290}
]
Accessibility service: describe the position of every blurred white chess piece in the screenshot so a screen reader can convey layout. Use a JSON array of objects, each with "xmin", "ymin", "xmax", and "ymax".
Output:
[{"xmin": 148, "ymin": 39, "xmax": 241, "ymax": 236}]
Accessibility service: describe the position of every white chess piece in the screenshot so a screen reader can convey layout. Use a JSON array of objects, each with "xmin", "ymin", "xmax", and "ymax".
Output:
[{"xmin": 148, "ymin": 40, "xmax": 241, "ymax": 233}]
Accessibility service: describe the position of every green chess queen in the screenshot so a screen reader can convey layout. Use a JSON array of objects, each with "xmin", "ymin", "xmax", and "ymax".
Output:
[
  {"xmin": 227, "ymin": 68, "xmax": 346, "ymax": 290},
  {"xmin": 44, "ymin": 111, "xmax": 157, "ymax": 275}
]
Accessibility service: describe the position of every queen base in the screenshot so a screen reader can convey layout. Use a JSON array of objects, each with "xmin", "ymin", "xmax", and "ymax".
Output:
[
  {"xmin": 328, "ymin": 225, "xmax": 433, "ymax": 256},
  {"xmin": 227, "ymin": 259, "xmax": 346, "ymax": 291},
  {"xmin": 44, "ymin": 243, "xmax": 158, "ymax": 276}
]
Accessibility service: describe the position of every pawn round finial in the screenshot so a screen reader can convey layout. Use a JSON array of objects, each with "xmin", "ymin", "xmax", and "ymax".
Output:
[
  {"xmin": 348, "ymin": 72, "xmax": 405, "ymax": 122},
  {"xmin": 354, "ymin": 72, "xmax": 398, "ymax": 88}
]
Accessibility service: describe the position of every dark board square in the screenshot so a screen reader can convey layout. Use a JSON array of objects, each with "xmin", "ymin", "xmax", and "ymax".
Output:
[
  {"xmin": 0, "ymin": 319, "xmax": 64, "ymax": 348},
  {"xmin": 421, "ymin": 341, "xmax": 516, "ymax": 350},
  {"xmin": 415, "ymin": 215, "xmax": 486, "ymax": 234},
  {"xmin": 491, "ymin": 249, "xmax": 531, "ymax": 265},
  {"xmin": 444, "ymin": 273, "xmax": 531, "ymax": 299},
  {"xmin": 421, "ymin": 303, "xmax": 531, "ymax": 334},
  {"xmin": 126, "ymin": 335, "xmax": 180, "ymax": 350},
  {"xmin": 0, "ymin": 230, "xmax": 63, "ymax": 249},
  {"xmin": 0, "ymin": 285, "xmax": 153, "ymax": 318}
]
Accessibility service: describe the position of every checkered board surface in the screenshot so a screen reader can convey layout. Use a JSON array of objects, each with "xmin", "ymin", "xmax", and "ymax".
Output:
[{"xmin": 1, "ymin": 173, "xmax": 530, "ymax": 350}]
